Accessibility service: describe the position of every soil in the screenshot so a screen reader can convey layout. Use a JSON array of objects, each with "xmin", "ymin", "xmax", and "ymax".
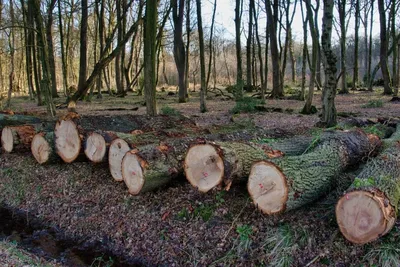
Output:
[{"xmin": 1, "ymin": 89, "xmax": 400, "ymax": 266}]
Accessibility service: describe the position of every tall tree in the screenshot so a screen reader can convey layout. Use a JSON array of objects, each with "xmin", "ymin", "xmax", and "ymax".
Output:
[
  {"xmin": 246, "ymin": 0, "xmax": 254, "ymax": 90},
  {"xmin": 196, "ymin": 0, "xmax": 207, "ymax": 112},
  {"xmin": 301, "ymin": 0, "xmax": 318, "ymax": 114},
  {"xmin": 144, "ymin": 0, "xmax": 158, "ymax": 115},
  {"xmin": 338, "ymin": 0, "xmax": 348, "ymax": 94},
  {"xmin": 46, "ymin": 0, "xmax": 58, "ymax": 97},
  {"xmin": 206, "ymin": 0, "xmax": 217, "ymax": 90},
  {"xmin": 319, "ymin": 0, "xmax": 337, "ymax": 127},
  {"xmin": 6, "ymin": 0, "xmax": 15, "ymax": 108},
  {"xmin": 172, "ymin": 0, "xmax": 186, "ymax": 102},
  {"xmin": 390, "ymin": 0, "xmax": 398, "ymax": 93},
  {"xmin": 234, "ymin": 0, "xmax": 243, "ymax": 100},
  {"xmin": 77, "ymin": 0, "xmax": 88, "ymax": 97},
  {"xmin": 58, "ymin": 0, "xmax": 68, "ymax": 95},
  {"xmin": 300, "ymin": 0, "xmax": 308, "ymax": 101},
  {"xmin": 377, "ymin": 0, "xmax": 392, "ymax": 95},
  {"xmin": 352, "ymin": 0, "xmax": 360, "ymax": 90},
  {"xmin": 265, "ymin": 0, "xmax": 283, "ymax": 98}
]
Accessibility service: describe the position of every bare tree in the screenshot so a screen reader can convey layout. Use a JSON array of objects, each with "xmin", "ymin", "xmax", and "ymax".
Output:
[
  {"xmin": 196, "ymin": 0, "xmax": 207, "ymax": 112},
  {"xmin": 377, "ymin": 0, "xmax": 392, "ymax": 95},
  {"xmin": 77, "ymin": 0, "xmax": 88, "ymax": 97},
  {"xmin": 234, "ymin": 0, "xmax": 243, "ymax": 100}
]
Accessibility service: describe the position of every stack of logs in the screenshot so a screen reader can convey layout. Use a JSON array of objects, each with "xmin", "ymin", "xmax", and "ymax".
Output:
[{"xmin": 1, "ymin": 112, "xmax": 400, "ymax": 245}]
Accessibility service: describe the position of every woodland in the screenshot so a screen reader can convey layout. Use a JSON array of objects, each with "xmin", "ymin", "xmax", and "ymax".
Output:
[{"xmin": 1, "ymin": 0, "xmax": 400, "ymax": 266}]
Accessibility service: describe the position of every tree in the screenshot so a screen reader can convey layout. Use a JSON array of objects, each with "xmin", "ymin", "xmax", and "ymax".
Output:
[
  {"xmin": 377, "ymin": 0, "xmax": 392, "ymax": 95},
  {"xmin": 6, "ymin": 0, "xmax": 15, "ymax": 108},
  {"xmin": 338, "ymin": 0, "xmax": 348, "ymax": 94},
  {"xmin": 265, "ymin": 0, "xmax": 283, "ymax": 98},
  {"xmin": 246, "ymin": 0, "xmax": 254, "ymax": 90},
  {"xmin": 46, "ymin": 0, "xmax": 58, "ymax": 97},
  {"xmin": 301, "ymin": 0, "xmax": 318, "ymax": 114},
  {"xmin": 234, "ymin": 0, "xmax": 243, "ymax": 100},
  {"xmin": 196, "ymin": 0, "xmax": 207, "ymax": 112},
  {"xmin": 144, "ymin": 0, "xmax": 158, "ymax": 115},
  {"xmin": 77, "ymin": 0, "xmax": 88, "ymax": 96},
  {"xmin": 352, "ymin": 0, "xmax": 360, "ymax": 90},
  {"xmin": 172, "ymin": 0, "xmax": 186, "ymax": 103},
  {"xmin": 319, "ymin": 0, "xmax": 337, "ymax": 127}
]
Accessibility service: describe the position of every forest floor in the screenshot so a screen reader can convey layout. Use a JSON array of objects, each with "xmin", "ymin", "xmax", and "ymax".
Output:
[{"xmin": 1, "ymin": 87, "xmax": 400, "ymax": 266}]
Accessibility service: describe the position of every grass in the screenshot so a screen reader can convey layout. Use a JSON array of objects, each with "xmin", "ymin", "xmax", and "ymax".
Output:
[
  {"xmin": 362, "ymin": 99, "xmax": 384, "ymax": 108},
  {"xmin": 0, "ymin": 241, "xmax": 56, "ymax": 267},
  {"xmin": 263, "ymin": 224, "xmax": 310, "ymax": 267},
  {"xmin": 362, "ymin": 124, "xmax": 387, "ymax": 138},
  {"xmin": 0, "ymin": 168, "xmax": 26, "ymax": 205},
  {"xmin": 230, "ymin": 97, "xmax": 263, "ymax": 114},
  {"xmin": 90, "ymin": 254, "xmax": 115, "ymax": 267},
  {"xmin": 364, "ymin": 243, "xmax": 400, "ymax": 267},
  {"xmin": 160, "ymin": 106, "xmax": 182, "ymax": 116}
]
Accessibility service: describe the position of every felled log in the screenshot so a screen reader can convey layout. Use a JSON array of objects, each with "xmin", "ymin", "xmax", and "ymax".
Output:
[
  {"xmin": 336, "ymin": 127, "xmax": 400, "ymax": 244},
  {"xmin": 183, "ymin": 131, "xmax": 348, "ymax": 193},
  {"xmin": 0, "ymin": 114, "xmax": 45, "ymax": 128},
  {"xmin": 31, "ymin": 132, "xmax": 59, "ymax": 164},
  {"xmin": 247, "ymin": 130, "xmax": 382, "ymax": 215},
  {"xmin": 121, "ymin": 141, "xmax": 189, "ymax": 195},
  {"xmin": 1, "ymin": 125, "xmax": 37, "ymax": 153},
  {"xmin": 54, "ymin": 112, "xmax": 85, "ymax": 163}
]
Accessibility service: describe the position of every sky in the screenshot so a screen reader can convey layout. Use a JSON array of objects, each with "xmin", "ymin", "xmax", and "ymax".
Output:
[{"xmin": 201, "ymin": 0, "xmax": 382, "ymax": 44}]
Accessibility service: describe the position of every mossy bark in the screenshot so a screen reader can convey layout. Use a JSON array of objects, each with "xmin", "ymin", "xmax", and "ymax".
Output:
[
  {"xmin": 253, "ymin": 130, "xmax": 381, "ymax": 213},
  {"xmin": 31, "ymin": 132, "xmax": 59, "ymax": 164}
]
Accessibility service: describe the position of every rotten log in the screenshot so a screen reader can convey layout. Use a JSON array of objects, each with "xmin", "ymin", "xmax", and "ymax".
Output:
[
  {"xmin": 1, "ymin": 125, "xmax": 37, "ymax": 153},
  {"xmin": 247, "ymin": 130, "xmax": 382, "ymax": 215},
  {"xmin": 0, "ymin": 113, "xmax": 46, "ymax": 128},
  {"xmin": 336, "ymin": 127, "xmax": 400, "ymax": 244}
]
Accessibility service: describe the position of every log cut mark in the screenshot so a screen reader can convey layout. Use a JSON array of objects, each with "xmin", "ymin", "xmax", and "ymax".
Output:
[
  {"xmin": 84, "ymin": 132, "xmax": 106, "ymax": 163},
  {"xmin": 184, "ymin": 144, "xmax": 224, "ymax": 192},
  {"xmin": 1, "ymin": 127, "xmax": 13, "ymax": 152},
  {"xmin": 121, "ymin": 151, "xmax": 145, "ymax": 195},
  {"xmin": 108, "ymin": 138, "xmax": 131, "ymax": 181},
  {"xmin": 248, "ymin": 162, "xmax": 288, "ymax": 214},
  {"xmin": 31, "ymin": 134, "xmax": 50, "ymax": 164},
  {"xmin": 55, "ymin": 120, "xmax": 81, "ymax": 163}
]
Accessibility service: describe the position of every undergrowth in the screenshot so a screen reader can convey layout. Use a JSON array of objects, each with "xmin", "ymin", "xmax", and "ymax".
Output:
[
  {"xmin": 230, "ymin": 97, "xmax": 263, "ymax": 114},
  {"xmin": 160, "ymin": 106, "xmax": 182, "ymax": 116},
  {"xmin": 362, "ymin": 99, "xmax": 384, "ymax": 108}
]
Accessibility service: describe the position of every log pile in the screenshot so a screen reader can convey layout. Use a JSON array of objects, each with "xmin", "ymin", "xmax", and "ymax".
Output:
[{"xmin": 1, "ymin": 112, "xmax": 399, "ymax": 244}]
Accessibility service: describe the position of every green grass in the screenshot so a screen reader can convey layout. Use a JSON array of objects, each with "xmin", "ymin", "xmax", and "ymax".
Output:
[
  {"xmin": 364, "ymin": 243, "xmax": 400, "ymax": 267},
  {"xmin": 362, "ymin": 99, "xmax": 384, "ymax": 108},
  {"xmin": 160, "ymin": 106, "xmax": 182, "ymax": 116},
  {"xmin": 0, "ymin": 241, "xmax": 55, "ymax": 267},
  {"xmin": 230, "ymin": 97, "xmax": 263, "ymax": 114}
]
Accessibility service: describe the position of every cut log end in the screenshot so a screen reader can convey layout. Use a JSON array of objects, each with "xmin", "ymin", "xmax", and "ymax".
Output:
[
  {"xmin": 55, "ymin": 120, "xmax": 81, "ymax": 163},
  {"xmin": 121, "ymin": 151, "xmax": 144, "ymax": 195},
  {"xmin": 248, "ymin": 161, "xmax": 288, "ymax": 215},
  {"xmin": 1, "ymin": 127, "xmax": 14, "ymax": 152},
  {"xmin": 108, "ymin": 138, "xmax": 131, "ymax": 181},
  {"xmin": 84, "ymin": 132, "xmax": 106, "ymax": 163},
  {"xmin": 184, "ymin": 144, "xmax": 224, "ymax": 193},
  {"xmin": 31, "ymin": 134, "xmax": 50, "ymax": 164},
  {"xmin": 336, "ymin": 190, "xmax": 396, "ymax": 244}
]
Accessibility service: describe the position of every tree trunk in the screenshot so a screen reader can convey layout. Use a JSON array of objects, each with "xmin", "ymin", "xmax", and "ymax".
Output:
[
  {"xmin": 300, "ymin": 0, "xmax": 307, "ymax": 101},
  {"xmin": 234, "ymin": 0, "xmax": 243, "ymax": 100},
  {"xmin": 265, "ymin": 0, "xmax": 283, "ymax": 98},
  {"xmin": 172, "ymin": 0, "xmax": 186, "ymax": 103},
  {"xmin": 338, "ymin": 0, "xmax": 348, "ymax": 94},
  {"xmin": 6, "ymin": 0, "xmax": 15, "ymax": 108},
  {"xmin": 0, "ymin": 114, "xmax": 45, "ymax": 128},
  {"xmin": 196, "ymin": 0, "xmax": 207, "ymax": 112},
  {"xmin": 246, "ymin": 0, "xmax": 254, "ymax": 91},
  {"xmin": 319, "ymin": 0, "xmax": 337, "ymax": 127},
  {"xmin": 253, "ymin": 1, "xmax": 264, "ymax": 102},
  {"xmin": 77, "ymin": 0, "xmax": 88, "ymax": 97},
  {"xmin": 46, "ymin": 0, "xmax": 58, "ymax": 98},
  {"xmin": 336, "ymin": 127, "xmax": 400, "ymax": 244},
  {"xmin": 367, "ymin": 1, "xmax": 374, "ymax": 90},
  {"xmin": 248, "ymin": 130, "xmax": 381, "ymax": 214},
  {"xmin": 58, "ymin": 0, "xmax": 68, "ymax": 96},
  {"xmin": 301, "ymin": 0, "xmax": 318, "ymax": 114},
  {"xmin": 391, "ymin": 1, "xmax": 397, "ymax": 93},
  {"xmin": 377, "ymin": 0, "xmax": 392, "ymax": 95},
  {"xmin": 144, "ymin": 0, "xmax": 158, "ymax": 115},
  {"xmin": 352, "ymin": 0, "xmax": 360, "ymax": 90}
]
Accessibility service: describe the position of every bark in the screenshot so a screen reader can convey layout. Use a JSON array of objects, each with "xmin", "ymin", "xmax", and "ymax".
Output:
[
  {"xmin": 196, "ymin": 0, "xmax": 207, "ymax": 112},
  {"xmin": 46, "ymin": 0, "xmax": 58, "ymax": 98},
  {"xmin": 300, "ymin": 0, "xmax": 308, "ymax": 101},
  {"xmin": 184, "ymin": 0, "xmax": 190, "ymax": 95},
  {"xmin": 301, "ymin": 0, "xmax": 318, "ymax": 114},
  {"xmin": 248, "ymin": 130, "xmax": 381, "ymax": 214},
  {"xmin": 377, "ymin": 0, "xmax": 392, "ymax": 95},
  {"xmin": 172, "ymin": 0, "xmax": 186, "ymax": 103},
  {"xmin": 352, "ymin": 0, "xmax": 360, "ymax": 90},
  {"xmin": 319, "ymin": 0, "xmax": 337, "ymax": 127},
  {"xmin": 265, "ymin": 0, "xmax": 283, "ymax": 98},
  {"xmin": 77, "ymin": 0, "xmax": 88, "ymax": 96},
  {"xmin": 58, "ymin": 0, "xmax": 68, "ymax": 95},
  {"xmin": 0, "ymin": 114, "xmax": 48, "ymax": 128},
  {"xmin": 246, "ymin": 0, "xmax": 254, "ymax": 91},
  {"xmin": 391, "ymin": 1, "xmax": 397, "ymax": 92},
  {"xmin": 144, "ymin": 0, "xmax": 158, "ymax": 115},
  {"xmin": 367, "ymin": 1, "xmax": 374, "ymax": 90},
  {"xmin": 338, "ymin": 0, "xmax": 348, "ymax": 94},
  {"xmin": 6, "ymin": 0, "xmax": 15, "ymax": 108},
  {"xmin": 234, "ymin": 0, "xmax": 243, "ymax": 100},
  {"xmin": 21, "ymin": 0, "xmax": 34, "ymax": 100},
  {"xmin": 336, "ymin": 127, "xmax": 400, "ymax": 244},
  {"xmin": 206, "ymin": 0, "xmax": 217, "ymax": 91},
  {"xmin": 253, "ymin": 1, "xmax": 264, "ymax": 101}
]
